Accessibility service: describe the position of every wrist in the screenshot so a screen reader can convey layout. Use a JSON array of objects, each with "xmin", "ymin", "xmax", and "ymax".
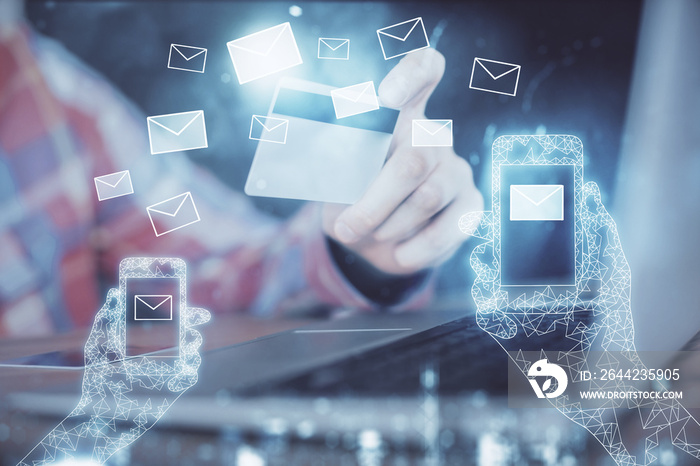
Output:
[{"xmin": 326, "ymin": 236, "xmax": 430, "ymax": 306}]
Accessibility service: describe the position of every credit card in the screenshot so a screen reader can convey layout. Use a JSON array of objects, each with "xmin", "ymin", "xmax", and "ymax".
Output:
[{"xmin": 245, "ymin": 78, "xmax": 399, "ymax": 204}]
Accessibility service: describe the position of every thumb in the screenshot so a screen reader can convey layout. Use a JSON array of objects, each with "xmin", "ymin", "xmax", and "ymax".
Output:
[
  {"xmin": 459, "ymin": 211, "xmax": 493, "ymax": 241},
  {"xmin": 186, "ymin": 307, "xmax": 211, "ymax": 327},
  {"xmin": 378, "ymin": 48, "xmax": 445, "ymax": 113}
]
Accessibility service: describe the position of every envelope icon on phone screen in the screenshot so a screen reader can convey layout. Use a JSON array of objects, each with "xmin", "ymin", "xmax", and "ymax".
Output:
[
  {"xmin": 412, "ymin": 119, "xmax": 453, "ymax": 147},
  {"xmin": 147, "ymin": 110, "xmax": 208, "ymax": 155},
  {"xmin": 318, "ymin": 38, "xmax": 350, "ymax": 60},
  {"xmin": 94, "ymin": 170, "xmax": 134, "ymax": 201},
  {"xmin": 330, "ymin": 81, "xmax": 380, "ymax": 119},
  {"xmin": 377, "ymin": 17, "xmax": 430, "ymax": 60},
  {"xmin": 168, "ymin": 44, "xmax": 207, "ymax": 73},
  {"xmin": 469, "ymin": 57, "xmax": 521, "ymax": 96},
  {"xmin": 510, "ymin": 185, "xmax": 564, "ymax": 221},
  {"xmin": 146, "ymin": 192, "xmax": 201, "ymax": 236},
  {"xmin": 134, "ymin": 295, "xmax": 173, "ymax": 320},
  {"xmin": 227, "ymin": 22, "xmax": 303, "ymax": 84}
]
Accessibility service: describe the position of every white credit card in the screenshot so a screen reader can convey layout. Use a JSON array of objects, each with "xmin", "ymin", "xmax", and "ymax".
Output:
[{"xmin": 245, "ymin": 78, "xmax": 399, "ymax": 204}]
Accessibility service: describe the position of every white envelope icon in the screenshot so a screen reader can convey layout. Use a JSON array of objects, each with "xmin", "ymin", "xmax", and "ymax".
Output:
[
  {"xmin": 318, "ymin": 38, "xmax": 350, "ymax": 60},
  {"xmin": 94, "ymin": 170, "xmax": 134, "ymax": 201},
  {"xmin": 134, "ymin": 295, "xmax": 173, "ymax": 321},
  {"xmin": 330, "ymin": 81, "xmax": 380, "ymax": 119},
  {"xmin": 376, "ymin": 17, "xmax": 430, "ymax": 60},
  {"xmin": 469, "ymin": 57, "xmax": 522, "ymax": 96},
  {"xmin": 147, "ymin": 110, "xmax": 208, "ymax": 155},
  {"xmin": 249, "ymin": 115, "xmax": 289, "ymax": 144},
  {"xmin": 510, "ymin": 185, "xmax": 564, "ymax": 221},
  {"xmin": 146, "ymin": 192, "xmax": 201, "ymax": 237},
  {"xmin": 227, "ymin": 22, "xmax": 303, "ymax": 85},
  {"xmin": 167, "ymin": 44, "xmax": 207, "ymax": 73},
  {"xmin": 412, "ymin": 119, "xmax": 453, "ymax": 147}
]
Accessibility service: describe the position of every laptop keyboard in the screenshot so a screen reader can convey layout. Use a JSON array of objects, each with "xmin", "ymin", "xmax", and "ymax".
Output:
[{"xmin": 251, "ymin": 315, "xmax": 510, "ymax": 396}]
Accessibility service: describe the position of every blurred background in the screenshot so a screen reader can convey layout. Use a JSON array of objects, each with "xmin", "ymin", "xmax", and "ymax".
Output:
[
  {"xmin": 4, "ymin": 1, "xmax": 700, "ymax": 464},
  {"xmin": 25, "ymin": 0, "xmax": 642, "ymax": 303}
]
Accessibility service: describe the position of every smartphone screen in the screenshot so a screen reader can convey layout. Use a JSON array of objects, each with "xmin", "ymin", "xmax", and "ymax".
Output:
[
  {"xmin": 500, "ymin": 164, "xmax": 576, "ymax": 286},
  {"xmin": 124, "ymin": 276, "xmax": 181, "ymax": 357}
]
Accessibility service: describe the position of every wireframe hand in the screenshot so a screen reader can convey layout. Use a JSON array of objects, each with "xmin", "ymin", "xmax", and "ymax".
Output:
[
  {"xmin": 460, "ymin": 182, "xmax": 700, "ymax": 464},
  {"xmin": 19, "ymin": 287, "xmax": 210, "ymax": 465}
]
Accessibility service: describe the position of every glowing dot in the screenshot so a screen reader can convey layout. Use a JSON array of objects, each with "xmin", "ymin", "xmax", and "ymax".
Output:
[
  {"xmin": 359, "ymin": 430, "xmax": 381, "ymax": 449},
  {"xmin": 221, "ymin": 73, "xmax": 231, "ymax": 83},
  {"xmin": 297, "ymin": 420, "xmax": 315, "ymax": 439},
  {"xmin": 236, "ymin": 446, "xmax": 264, "ymax": 466},
  {"xmin": 289, "ymin": 5, "xmax": 302, "ymax": 17}
]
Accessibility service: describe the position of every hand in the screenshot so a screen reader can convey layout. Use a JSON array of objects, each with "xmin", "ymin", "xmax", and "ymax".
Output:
[
  {"xmin": 19, "ymin": 287, "xmax": 210, "ymax": 465},
  {"xmin": 323, "ymin": 48, "xmax": 483, "ymax": 276},
  {"xmin": 461, "ymin": 181, "xmax": 700, "ymax": 464}
]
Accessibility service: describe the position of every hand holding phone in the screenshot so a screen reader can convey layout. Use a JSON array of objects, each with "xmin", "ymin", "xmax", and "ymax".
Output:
[
  {"xmin": 20, "ymin": 257, "xmax": 210, "ymax": 465},
  {"xmin": 458, "ymin": 135, "xmax": 700, "ymax": 464}
]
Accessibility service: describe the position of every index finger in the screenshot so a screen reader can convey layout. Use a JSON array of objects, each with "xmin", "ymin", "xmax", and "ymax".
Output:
[{"xmin": 378, "ymin": 48, "xmax": 446, "ymax": 112}]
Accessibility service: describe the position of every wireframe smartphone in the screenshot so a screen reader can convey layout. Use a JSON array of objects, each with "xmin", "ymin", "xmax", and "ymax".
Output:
[
  {"xmin": 492, "ymin": 135, "xmax": 584, "ymax": 299},
  {"xmin": 119, "ymin": 257, "xmax": 186, "ymax": 372}
]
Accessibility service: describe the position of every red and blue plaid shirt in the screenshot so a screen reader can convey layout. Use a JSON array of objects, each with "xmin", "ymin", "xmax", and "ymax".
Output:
[{"xmin": 0, "ymin": 25, "xmax": 429, "ymax": 337}]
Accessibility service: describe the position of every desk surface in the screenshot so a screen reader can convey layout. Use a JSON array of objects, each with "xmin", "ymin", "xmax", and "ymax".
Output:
[{"xmin": 2, "ymin": 315, "xmax": 700, "ymax": 466}]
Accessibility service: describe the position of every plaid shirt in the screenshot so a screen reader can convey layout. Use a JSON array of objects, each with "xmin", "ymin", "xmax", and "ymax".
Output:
[{"xmin": 0, "ymin": 26, "xmax": 429, "ymax": 337}]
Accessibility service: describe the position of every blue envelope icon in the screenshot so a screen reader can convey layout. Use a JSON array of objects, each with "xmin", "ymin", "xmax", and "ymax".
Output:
[
  {"xmin": 227, "ymin": 22, "xmax": 303, "ymax": 85},
  {"xmin": 469, "ymin": 57, "xmax": 521, "ymax": 96},
  {"xmin": 146, "ymin": 192, "xmax": 201, "ymax": 236},
  {"xmin": 318, "ymin": 38, "xmax": 350, "ymax": 60},
  {"xmin": 376, "ymin": 17, "xmax": 430, "ymax": 60},
  {"xmin": 94, "ymin": 170, "xmax": 134, "ymax": 201},
  {"xmin": 330, "ymin": 81, "xmax": 380, "ymax": 119},
  {"xmin": 147, "ymin": 110, "xmax": 208, "ymax": 155},
  {"xmin": 167, "ymin": 44, "xmax": 207, "ymax": 73},
  {"xmin": 134, "ymin": 295, "xmax": 173, "ymax": 321},
  {"xmin": 510, "ymin": 185, "xmax": 564, "ymax": 221},
  {"xmin": 249, "ymin": 115, "xmax": 289, "ymax": 144}
]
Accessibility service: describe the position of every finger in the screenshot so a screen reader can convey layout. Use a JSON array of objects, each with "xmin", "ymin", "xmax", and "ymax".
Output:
[
  {"xmin": 581, "ymin": 181, "xmax": 631, "ymax": 308},
  {"xmin": 84, "ymin": 288, "xmax": 123, "ymax": 367},
  {"xmin": 459, "ymin": 211, "xmax": 493, "ymax": 240},
  {"xmin": 373, "ymin": 155, "xmax": 471, "ymax": 242},
  {"xmin": 333, "ymin": 144, "xmax": 440, "ymax": 243},
  {"xmin": 470, "ymin": 242, "xmax": 499, "ymax": 282},
  {"xmin": 169, "ymin": 327, "xmax": 204, "ymax": 392},
  {"xmin": 476, "ymin": 308, "xmax": 518, "ymax": 340},
  {"xmin": 181, "ymin": 328, "xmax": 204, "ymax": 366},
  {"xmin": 185, "ymin": 307, "xmax": 211, "ymax": 327},
  {"xmin": 378, "ymin": 48, "xmax": 446, "ymax": 112},
  {"xmin": 394, "ymin": 189, "xmax": 483, "ymax": 269},
  {"xmin": 168, "ymin": 308, "xmax": 209, "ymax": 392},
  {"xmin": 583, "ymin": 180, "xmax": 601, "ymax": 204}
]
